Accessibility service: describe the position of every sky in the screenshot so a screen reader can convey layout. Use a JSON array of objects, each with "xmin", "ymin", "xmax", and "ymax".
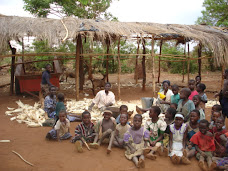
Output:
[
  {"xmin": 0, "ymin": 0, "xmax": 204, "ymax": 25},
  {"xmin": 0, "ymin": 0, "xmax": 205, "ymax": 51}
]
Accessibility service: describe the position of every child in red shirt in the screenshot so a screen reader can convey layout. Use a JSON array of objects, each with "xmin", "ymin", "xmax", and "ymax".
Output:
[
  {"xmin": 210, "ymin": 117, "xmax": 228, "ymax": 157},
  {"xmin": 190, "ymin": 119, "xmax": 216, "ymax": 170}
]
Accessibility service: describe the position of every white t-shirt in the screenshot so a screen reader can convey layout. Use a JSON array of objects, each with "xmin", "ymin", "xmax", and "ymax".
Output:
[{"xmin": 92, "ymin": 90, "xmax": 115, "ymax": 109}]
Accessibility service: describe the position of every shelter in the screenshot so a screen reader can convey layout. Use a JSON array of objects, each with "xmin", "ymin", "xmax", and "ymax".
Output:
[{"xmin": 0, "ymin": 14, "xmax": 227, "ymax": 100}]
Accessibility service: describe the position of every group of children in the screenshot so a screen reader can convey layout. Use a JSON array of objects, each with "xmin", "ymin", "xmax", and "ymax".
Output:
[{"xmin": 44, "ymin": 73, "xmax": 228, "ymax": 170}]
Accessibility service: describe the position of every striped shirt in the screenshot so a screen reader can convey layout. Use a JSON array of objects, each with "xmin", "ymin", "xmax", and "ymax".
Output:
[{"xmin": 75, "ymin": 122, "xmax": 95, "ymax": 141}]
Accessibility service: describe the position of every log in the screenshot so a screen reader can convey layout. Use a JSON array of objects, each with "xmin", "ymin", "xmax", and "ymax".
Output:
[
  {"xmin": 198, "ymin": 43, "xmax": 202, "ymax": 77},
  {"xmin": 106, "ymin": 39, "xmax": 110, "ymax": 82},
  {"xmin": 75, "ymin": 34, "xmax": 82, "ymax": 101},
  {"xmin": 187, "ymin": 43, "xmax": 190, "ymax": 84},
  {"xmin": 135, "ymin": 38, "xmax": 140, "ymax": 83},
  {"xmin": 142, "ymin": 39, "xmax": 146, "ymax": 91},
  {"xmin": 151, "ymin": 36, "xmax": 156, "ymax": 97},
  {"xmin": 158, "ymin": 40, "xmax": 163, "ymax": 83},
  {"xmin": 10, "ymin": 46, "xmax": 16, "ymax": 95},
  {"xmin": 117, "ymin": 37, "xmax": 121, "ymax": 100},
  {"xmin": 182, "ymin": 42, "xmax": 186, "ymax": 83}
]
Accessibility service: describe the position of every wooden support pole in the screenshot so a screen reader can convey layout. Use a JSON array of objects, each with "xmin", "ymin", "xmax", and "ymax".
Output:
[
  {"xmin": 142, "ymin": 39, "xmax": 146, "ymax": 91},
  {"xmin": 22, "ymin": 38, "xmax": 26, "ymax": 74},
  {"xmin": 75, "ymin": 34, "xmax": 82, "ymax": 101},
  {"xmin": 117, "ymin": 37, "xmax": 121, "ymax": 100},
  {"xmin": 158, "ymin": 40, "xmax": 163, "ymax": 83},
  {"xmin": 221, "ymin": 64, "xmax": 225, "ymax": 89},
  {"xmin": 88, "ymin": 39, "xmax": 93, "ymax": 80},
  {"xmin": 79, "ymin": 38, "xmax": 84, "ymax": 91},
  {"xmin": 187, "ymin": 43, "xmax": 190, "ymax": 84},
  {"xmin": 106, "ymin": 39, "xmax": 110, "ymax": 82},
  {"xmin": 182, "ymin": 42, "xmax": 186, "ymax": 83},
  {"xmin": 198, "ymin": 43, "xmax": 202, "ymax": 77},
  {"xmin": 135, "ymin": 39, "xmax": 140, "ymax": 84},
  {"xmin": 9, "ymin": 43, "xmax": 16, "ymax": 95},
  {"xmin": 151, "ymin": 36, "xmax": 156, "ymax": 97}
]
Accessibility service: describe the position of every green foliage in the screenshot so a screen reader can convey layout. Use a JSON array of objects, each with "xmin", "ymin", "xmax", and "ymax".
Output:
[
  {"xmin": 159, "ymin": 41, "xmax": 198, "ymax": 74},
  {"xmin": 23, "ymin": 0, "xmax": 118, "ymax": 20},
  {"xmin": 196, "ymin": 0, "xmax": 228, "ymax": 27}
]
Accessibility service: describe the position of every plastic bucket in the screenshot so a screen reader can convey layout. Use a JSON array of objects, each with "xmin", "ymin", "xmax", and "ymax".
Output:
[{"xmin": 141, "ymin": 97, "xmax": 154, "ymax": 109}]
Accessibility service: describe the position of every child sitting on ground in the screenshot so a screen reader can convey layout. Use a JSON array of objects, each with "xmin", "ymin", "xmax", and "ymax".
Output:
[
  {"xmin": 177, "ymin": 88, "xmax": 195, "ymax": 122},
  {"xmin": 124, "ymin": 114, "xmax": 150, "ymax": 168},
  {"xmin": 210, "ymin": 117, "xmax": 228, "ymax": 157},
  {"xmin": 44, "ymin": 86, "xmax": 57, "ymax": 118},
  {"xmin": 71, "ymin": 111, "xmax": 95, "ymax": 153},
  {"xmin": 188, "ymin": 79, "xmax": 198, "ymax": 100},
  {"xmin": 54, "ymin": 93, "xmax": 65, "ymax": 125},
  {"xmin": 46, "ymin": 109, "xmax": 72, "ymax": 141},
  {"xmin": 163, "ymin": 108, "xmax": 177, "ymax": 156},
  {"xmin": 192, "ymin": 95, "xmax": 205, "ymax": 120},
  {"xmin": 221, "ymin": 80, "xmax": 228, "ymax": 118},
  {"xmin": 171, "ymin": 84, "xmax": 180, "ymax": 105},
  {"xmin": 196, "ymin": 83, "xmax": 208, "ymax": 110},
  {"xmin": 116, "ymin": 105, "xmax": 128, "ymax": 124},
  {"xmin": 158, "ymin": 80, "xmax": 174, "ymax": 113},
  {"xmin": 113, "ymin": 113, "xmax": 131, "ymax": 148},
  {"xmin": 190, "ymin": 119, "xmax": 216, "ymax": 170},
  {"xmin": 90, "ymin": 110, "xmax": 116, "ymax": 154},
  {"xmin": 144, "ymin": 106, "xmax": 167, "ymax": 160},
  {"xmin": 169, "ymin": 114, "xmax": 190, "ymax": 165},
  {"xmin": 186, "ymin": 110, "xmax": 200, "ymax": 159},
  {"xmin": 209, "ymin": 110, "xmax": 223, "ymax": 129}
]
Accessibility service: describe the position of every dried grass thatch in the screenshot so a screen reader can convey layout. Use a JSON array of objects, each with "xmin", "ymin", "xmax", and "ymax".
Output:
[{"xmin": 0, "ymin": 14, "xmax": 227, "ymax": 66}]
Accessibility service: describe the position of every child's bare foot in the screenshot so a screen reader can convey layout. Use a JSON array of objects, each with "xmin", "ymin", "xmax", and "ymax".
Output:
[
  {"xmin": 46, "ymin": 133, "xmax": 51, "ymax": 140},
  {"xmin": 138, "ymin": 158, "xmax": 145, "ymax": 168},
  {"xmin": 89, "ymin": 143, "xmax": 99, "ymax": 149},
  {"xmin": 143, "ymin": 148, "xmax": 151, "ymax": 155},
  {"xmin": 183, "ymin": 149, "xmax": 187, "ymax": 157},
  {"xmin": 75, "ymin": 141, "xmax": 83, "ymax": 153},
  {"xmin": 163, "ymin": 147, "xmax": 169, "ymax": 157},
  {"xmin": 146, "ymin": 153, "xmax": 157, "ymax": 160},
  {"xmin": 157, "ymin": 146, "xmax": 163, "ymax": 156},
  {"xmin": 107, "ymin": 148, "xmax": 111, "ymax": 154},
  {"xmin": 198, "ymin": 161, "xmax": 207, "ymax": 171},
  {"xmin": 176, "ymin": 156, "xmax": 181, "ymax": 164},
  {"xmin": 209, "ymin": 161, "xmax": 217, "ymax": 171},
  {"xmin": 181, "ymin": 156, "xmax": 191, "ymax": 165},
  {"xmin": 136, "ymin": 106, "xmax": 143, "ymax": 114}
]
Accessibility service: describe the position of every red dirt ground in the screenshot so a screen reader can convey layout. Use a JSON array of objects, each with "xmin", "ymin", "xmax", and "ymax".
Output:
[{"xmin": 0, "ymin": 71, "xmax": 223, "ymax": 171}]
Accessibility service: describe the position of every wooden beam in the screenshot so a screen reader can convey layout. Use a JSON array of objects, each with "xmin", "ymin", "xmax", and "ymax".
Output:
[
  {"xmin": 135, "ymin": 38, "xmax": 140, "ymax": 84},
  {"xmin": 221, "ymin": 64, "xmax": 225, "ymax": 90},
  {"xmin": 75, "ymin": 34, "xmax": 82, "ymax": 101},
  {"xmin": 79, "ymin": 38, "xmax": 84, "ymax": 91},
  {"xmin": 117, "ymin": 37, "xmax": 121, "ymax": 100},
  {"xmin": 182, "ymin": 42, "xmax": 186, "ymax": 83},
  {"xmin": 198, "ymin": 43, "xmax": 202, "ymax": 77},
  {"xmin": 88, "ymin": 39, "xmax": 93, "ymax": 80},
  {"xmin": 9, "ymin": 45, "xmax": 16, "ymax": 95},
  {"xmin": 151, "ymin": 35, "xmax": 156, "ymax": 97},
  {"xmin": 142, "ymin": 39, "xmax": 146, "ymax": 91},
  {"xmin": 187, "ymin": 43, "xmax": 190, "ymax": 84},
  {"xmin": 158, "ymin": 40, "xmax": 163, "ymax": 83},
  {"xmin": 106, "ymin": 39, "xmax": 110, "ymax": 82}
]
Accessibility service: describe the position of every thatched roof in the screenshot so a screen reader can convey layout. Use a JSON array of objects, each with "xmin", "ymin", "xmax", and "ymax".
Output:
[{"xmin": 0, "ymin": 14, "xmax": 228, "ymax": 66}]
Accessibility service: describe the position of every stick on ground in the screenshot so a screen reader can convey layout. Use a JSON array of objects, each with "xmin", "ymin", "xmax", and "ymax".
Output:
[
  {"xmin": 12, "ymin": 150, "xmax": 34, "ymax": 167},
  {"xmin": 80, "ymin": 137, "xmax": 91, "ymax": 151}
]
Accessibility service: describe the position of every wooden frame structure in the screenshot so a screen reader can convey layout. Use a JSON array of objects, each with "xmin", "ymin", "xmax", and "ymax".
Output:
[{"xmin": 0, "ymin": 15, "xmax": 228, "ymax": 100}]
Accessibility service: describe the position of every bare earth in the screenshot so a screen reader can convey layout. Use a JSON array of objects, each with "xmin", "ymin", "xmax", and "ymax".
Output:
[{"xmin": 0, "ymin": 71, "xmax": 223, "ymax": 171}]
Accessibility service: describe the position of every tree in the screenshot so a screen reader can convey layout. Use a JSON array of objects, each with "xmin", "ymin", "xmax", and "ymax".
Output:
[
  {"xmin": 196, "ymin": 0, "xmax": 228, "ymax": 27},
  {"xmin": 23, "ymin": 0, "xmax": 118, "ymax": 20}
]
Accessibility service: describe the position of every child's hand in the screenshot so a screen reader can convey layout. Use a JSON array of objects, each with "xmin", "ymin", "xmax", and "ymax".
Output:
[
  {"xmin": 130, "ymin": 148, "xmax": 136, "ymax": 154},
  {"xmin": 200, "ymin": 152, "xmax": 206, "ymax": 158},
  {"xmin": 150, "ymin": 141, "xmax": 156, "ymax": 147}
]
